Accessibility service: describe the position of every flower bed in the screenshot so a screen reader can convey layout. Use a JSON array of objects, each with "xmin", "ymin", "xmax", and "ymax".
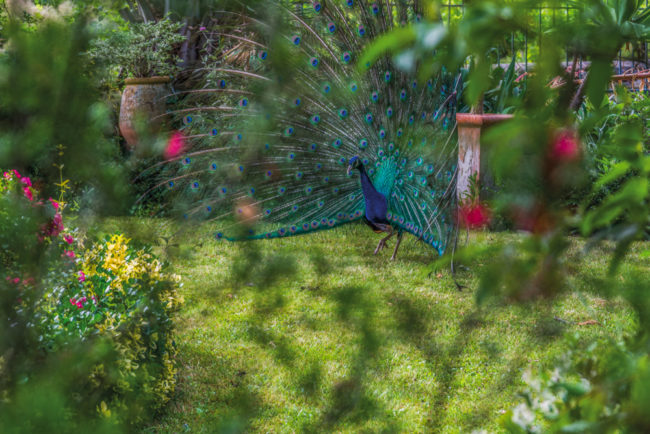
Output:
[
  {"xmin": 1, "ymin": 169, "xmax": 183, "ymax": 426},
  {"xmin": 39, "ymin": 233, "xmax": 184, "ymax": 421}
]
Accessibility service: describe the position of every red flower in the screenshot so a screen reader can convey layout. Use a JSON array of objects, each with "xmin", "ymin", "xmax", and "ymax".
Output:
[
  {"xmin": 550, "ymin": 130, "xmax": 580, "ymax": 162},
  {"xmin": 41, "ymin": 213, "xmax": 64, "ymax": 240},
  {"xmin": 12, "ymin": 170, "xmax": 21, "ymax": 179},
  {"xmin": 20, "ymin": 177, "xmax": 32, "ymax": 187},
  {"xmin": 459, "ymin": 203, "xmax": 491, "ymax": 229},
  {"xmin": 70, "ymin": 297, "xmax": 76, "ymax": 306},
  {"xmin": 164, "ymin": 131, "xmax": 187, "ymax": 160},
  {"xmin": 23, "ymin": 187, "xmax": 33, "ymax": 201},
  {"xmin": 63, "ymin": 250, "xmax": 75, "ymax": 259},
  {"xmin": 78, "ymin": 271, "xmax": 86, "ymax": 282},
  {"xmin": 64, "ymin": 234, "xmax": 74, "ymax": 244},
  {"xmin": 48, "ymin": 198, "xmax": 59, "ymax": 210}
]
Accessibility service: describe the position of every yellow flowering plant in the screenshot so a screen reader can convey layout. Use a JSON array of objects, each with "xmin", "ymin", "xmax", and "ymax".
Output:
[{"xmin": 39, "ymin": 233, "xmax": 183, "ymax": 424}]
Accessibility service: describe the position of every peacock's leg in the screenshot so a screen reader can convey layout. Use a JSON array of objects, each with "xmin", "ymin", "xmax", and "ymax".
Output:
[
  {"xmin": 374, "ymin": 230, "xmax": 395, "ymax": 255},
  {"xmin": 390, "ymin": 232, "xmax": 404, "ymax": 261}
]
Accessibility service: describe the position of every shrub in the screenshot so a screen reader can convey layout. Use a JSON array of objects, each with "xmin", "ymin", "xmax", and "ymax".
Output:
[
  {"xmin": 87, "ymin": 18, "xmax": 186, "ymax": 79},
  {"xmin": 1, "ymin": 169, "xmax": 183, "ymax": 428},
  {"xmin": 38, "ymin": 232, "xmax": 184, "ymax": 423}
]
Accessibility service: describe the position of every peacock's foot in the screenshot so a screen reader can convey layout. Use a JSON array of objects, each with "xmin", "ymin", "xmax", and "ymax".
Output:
[{"xmin": 374, "ymin": 239, "xmax": 388, "ymax": 255}]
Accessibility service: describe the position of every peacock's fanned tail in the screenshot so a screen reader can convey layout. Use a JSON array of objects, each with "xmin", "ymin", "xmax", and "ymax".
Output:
[{"xmin": 144, "ymin": 0, "xmax": 462, "ymax": 256}]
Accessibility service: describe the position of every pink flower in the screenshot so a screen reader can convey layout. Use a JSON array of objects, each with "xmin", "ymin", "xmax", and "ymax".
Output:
[
  {"xmin": 550, "ymin": 130, "xmax": 580, "ymax": 162},
  {"xmin": 64, "ymin": 234, "xmax": 74, "ymax": 244},
  {"xmin": 164, "ymin": 131, "xmax": 186, "ymax": 160},
  {"xmin": 3, "ymin": 172, "xmax": 11, "ymax": 179},
  {"xmin": 64, "ymin": 250, "xmax": 75, "ymax": 259},
  {"xmin": 199, "ymin": 26, "xmax": 207, "ymax": 31},
  {"xmin": 70, "ymin": 297, "xmax": 76, "ymax": 305},
  {"xmin": 51, "ymin": 214, "xmax": 64, "ymax": 236},
  {"xmin": 78, "ymin": 271, "xmax": 86, "ymax": 283},
  {"xmin": 23, "ymin": 187, "xmax": 33, "ymax": 201},
  {"xmin": 76, "ymin": 301, "xmax": 83, "ymax": 309},
  {"xmin": 20, "ymin": 177, "xmax": 32, "ymax": 187},
  {"xmin": 12, "ymin": 170, "xmax": 21, "ymax": 179},
  {"xmin": 40, "ymin": 213, "xmax": 64, "ymax": 240},
  {"xmin": 49, "ymin": 198, "xmax": 59, "ymax": 210},
  {"xmin": 12, "ymin": 277, "xmax": 20, "ymax": 284},
  {"xmin": 459, "ymin": 203, "xmax": 491, "ymax": 229}
]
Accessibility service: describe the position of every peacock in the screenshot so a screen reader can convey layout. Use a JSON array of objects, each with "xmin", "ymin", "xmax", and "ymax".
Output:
[{"xmin": 142, "ymin": 0, "xmax": 462, "ymax": 260}]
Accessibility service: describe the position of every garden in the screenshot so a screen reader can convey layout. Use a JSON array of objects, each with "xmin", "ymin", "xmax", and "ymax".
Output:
[{"xmin": 0, "ymin": 0, "xmax": 649, "ymax": 433}]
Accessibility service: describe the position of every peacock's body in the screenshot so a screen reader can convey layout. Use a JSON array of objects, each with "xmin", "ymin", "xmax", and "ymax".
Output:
[{"xmin": 144, "ymin": 0, "xmax": 462, "ymax": 259}]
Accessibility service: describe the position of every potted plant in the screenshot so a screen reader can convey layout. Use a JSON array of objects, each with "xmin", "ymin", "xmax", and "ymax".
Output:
[{"xmin": 89, "ymin": 18, "xmax": 186, "ymax": 148}]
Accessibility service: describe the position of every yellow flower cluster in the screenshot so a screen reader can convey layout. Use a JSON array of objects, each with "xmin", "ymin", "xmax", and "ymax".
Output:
[{"xmin": 81, "ymin": 234, "xmax": 182, "ymax": 305}]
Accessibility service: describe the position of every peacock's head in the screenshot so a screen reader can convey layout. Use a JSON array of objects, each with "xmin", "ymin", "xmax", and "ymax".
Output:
[{"xmin": 347, "ymin": 155, "xmax": 362, "ymax": 176}]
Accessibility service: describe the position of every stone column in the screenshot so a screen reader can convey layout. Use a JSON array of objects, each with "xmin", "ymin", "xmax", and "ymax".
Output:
[{"xmin": 456, "ymin": 113, "xmax": 513, "ymax": 202}]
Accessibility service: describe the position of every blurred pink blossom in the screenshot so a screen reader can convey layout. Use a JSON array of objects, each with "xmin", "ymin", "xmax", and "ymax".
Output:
[
  {"xmin": 459, "ymin": 203, "xmax": 491, "ymax": 229},
  {"xmin": 23, "ymin": 187, "xmax": 33, "ymax": 201},
  {"xmin": 550, "ymin": 130, "xmax": 580, "ymax": 162},
  {"xmin": 78, "ymin": 271, "xmax": 86, "ymax": 283},
  {"xmin": 64, "ymin": 234, "xmax": 74, "ymax": 244},
  {"xmin": 164, "ymin": 131, "xmax": 186, "ymax": 160},
  {"xmin": 20, "ymin": 177, "xmax": 32, "ymax": 187},
  {"xmin": 64, "ymin": 250, "xmax": 75, "ymax": 259}
]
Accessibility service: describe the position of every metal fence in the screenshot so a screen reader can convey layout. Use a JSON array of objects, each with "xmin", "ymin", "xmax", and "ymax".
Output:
[{"xmin": 439, "ymin": 1, "xmax": 650, "ymax": 77}]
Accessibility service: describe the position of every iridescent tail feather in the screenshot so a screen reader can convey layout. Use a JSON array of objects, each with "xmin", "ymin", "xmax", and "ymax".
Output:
[{"xmin": 139, "ymin": 0, "xmax": 464, "ymax": 256}]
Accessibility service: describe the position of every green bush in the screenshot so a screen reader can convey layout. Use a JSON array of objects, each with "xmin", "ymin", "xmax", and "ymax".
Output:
[
  {"xmin": 87, "ymin": 18, "xmax": 186, "ymax": 79},
  {"xmin": 38, "ymin": 232, "xmax": 184, "ymax": 423},
  {"xmin": 1, "ymin": 169, "xmax": 183, "ymax": 429}
]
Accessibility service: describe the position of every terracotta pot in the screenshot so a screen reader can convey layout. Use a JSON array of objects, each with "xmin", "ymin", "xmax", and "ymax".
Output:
[
  {"xmin": 456, "ymin": 113, "xmax": 513, "ymax": 202},
  {"xmin": 119, "ymin": 76, "xmax": 171, "ymax": 149}
]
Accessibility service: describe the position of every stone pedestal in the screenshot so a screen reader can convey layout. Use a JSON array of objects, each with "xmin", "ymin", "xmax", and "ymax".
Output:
[{"xmin": 456, "ymin": 113, "xmax": 513, "ymax": 202}]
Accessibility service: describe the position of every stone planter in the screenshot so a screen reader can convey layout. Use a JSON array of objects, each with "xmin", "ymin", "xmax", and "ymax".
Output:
[
  {"xmin": 119, "ymin": 76, "xmax": 171, "ymax": 148},
  {"xmin": 456, "ymin": 113, "xmax": 514, "ymax": 202}
]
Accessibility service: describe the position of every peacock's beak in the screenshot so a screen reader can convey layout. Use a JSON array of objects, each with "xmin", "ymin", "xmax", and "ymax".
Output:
[{"xmin": 347, "ymin": 165, "xmax": 353, "ymax": 176}]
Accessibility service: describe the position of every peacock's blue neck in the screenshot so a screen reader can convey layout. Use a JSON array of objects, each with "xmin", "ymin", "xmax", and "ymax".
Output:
[
  {"xmin": 357, "ymin": 164, "xmax": 388, "ymax": 224},
  {"xmin": 358, "ymin": 164, "xmax": 378, "ymax": 198}
]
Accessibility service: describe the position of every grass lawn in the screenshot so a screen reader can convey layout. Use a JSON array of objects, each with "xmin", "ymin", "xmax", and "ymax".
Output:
[{"xmin": 98, "ymin": 218, "xmax": 645, "ymax": 433}]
